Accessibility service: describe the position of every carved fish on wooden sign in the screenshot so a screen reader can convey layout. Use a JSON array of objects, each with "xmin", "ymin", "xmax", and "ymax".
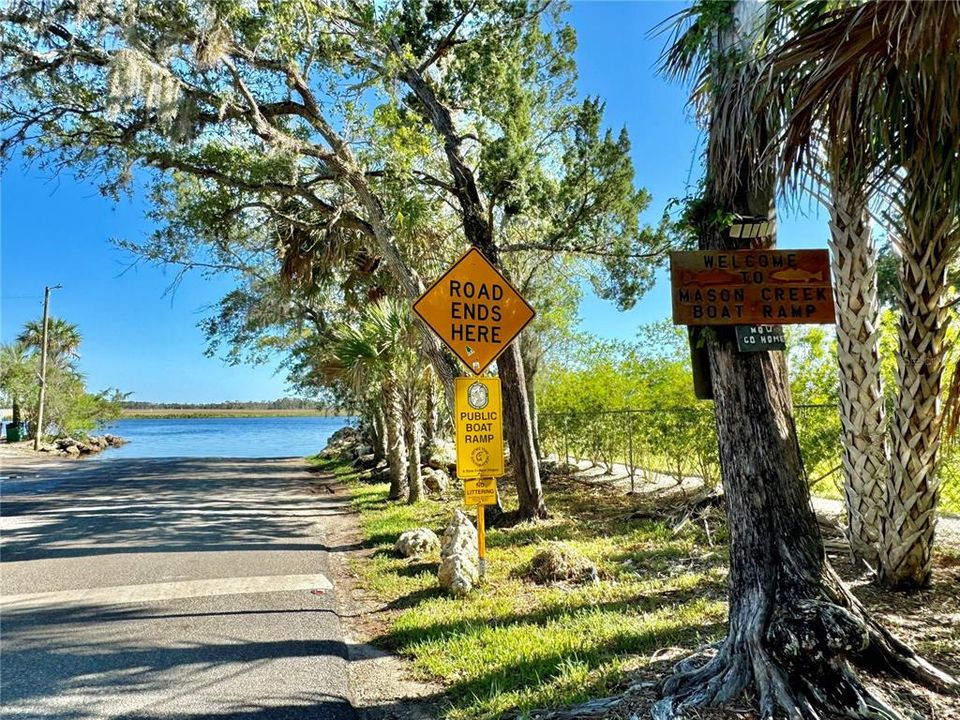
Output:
[
  {"xmin": 680, "ymin": 269, "xmax": 741, "ymax": 287},
  {"xmin": 770, "ymin": 269, "xmax": 823, "ymax": 283}
]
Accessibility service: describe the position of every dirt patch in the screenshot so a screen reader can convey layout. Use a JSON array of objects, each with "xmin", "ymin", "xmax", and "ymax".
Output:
[{"xmin": 310, "ymin": 465, "xmax": 445, "ymax": 720}]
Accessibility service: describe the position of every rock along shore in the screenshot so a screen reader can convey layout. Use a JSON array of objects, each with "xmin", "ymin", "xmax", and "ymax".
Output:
[{"xmin": 1, "ymin": 434, "xmax": 127, "ymax": 459}]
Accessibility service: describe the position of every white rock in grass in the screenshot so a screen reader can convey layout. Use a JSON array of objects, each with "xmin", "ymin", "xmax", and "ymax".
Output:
[
  {"xmin": 440, "ymin": 510, "xmax": 478, "ymax": 560},
  {"xmin": 438, "ymin": 510, "xmax": 480, "ymax": 596},
  {"xmin": 394, "ymin": 528, "xmax": 440, "ymax": 558},
  {"xmin": 422, "ymin": 466, "xmax": 450, "ymax": 495},
  {"xmin": 438, "ymin": 553, "xmax": 479, "ymax": 597},
  {"xmin": 424, "ymin": 437, "xmax": 456, "ymax": 469}
]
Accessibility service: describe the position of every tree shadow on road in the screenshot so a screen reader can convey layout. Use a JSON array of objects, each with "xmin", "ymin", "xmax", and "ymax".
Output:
[{"xmin": 0, "ymin": 457, "xmax": 346, "ymax": 561}]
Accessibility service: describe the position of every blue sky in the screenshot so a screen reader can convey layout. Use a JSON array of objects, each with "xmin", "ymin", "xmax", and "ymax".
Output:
[{"xmin": 1, "ymin": 1, "xmax": 828, "ymax": 403}]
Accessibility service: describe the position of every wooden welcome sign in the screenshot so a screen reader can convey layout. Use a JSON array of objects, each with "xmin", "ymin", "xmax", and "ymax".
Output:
[{"xmin": 670, "ymin": 250, "xmax": 835, "ymax": 326}]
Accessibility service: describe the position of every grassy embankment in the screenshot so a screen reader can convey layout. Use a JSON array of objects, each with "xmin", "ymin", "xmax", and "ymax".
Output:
[
  {"xmin": 315, "ymin": 455, "xmax": 728, "ymax": 720},
  {"xmin": 121, "ymin": 408, "xmax": 341, "ymax": 419},
  {"xmin": 322, "ymin": 456, "xmax": 960, "ymax": 719}
]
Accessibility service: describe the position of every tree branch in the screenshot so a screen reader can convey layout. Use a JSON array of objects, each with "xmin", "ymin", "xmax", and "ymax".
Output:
[
  {"xmin": 499, "ymin": 243, "xmax": 668, "ymax": 260},
  {"xmin": 144, "ymin": 153, "xmax": 375, "ymax": 238},
  {"xmin": 416, "ymin": 0, "xmax": 477, "ymax": 73}
]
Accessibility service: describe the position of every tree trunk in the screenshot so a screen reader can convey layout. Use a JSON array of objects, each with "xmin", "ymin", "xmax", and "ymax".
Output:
[
  {"xmin": 658, "ymin": 200, "xmax": 955, "ymax": 720},
  {"xmin": 880, "ymin": 179, "xmax": 954, "ymax": 588},
  {"xmin": 343, "ymin": 164, "xmax": 461, "ymax": 412},
  {"xmin": 499, "ymin": 341, "xmax": 548, "ymax": 519},
  {"xmin": 404, "ymin": 414, "xmax": 423, "ymax": 504},
  {"xmin": 827, "ymin": 174, "xmax": 888, "ymax": 568},
  {"xmin": 384, "ymin": 383, "xmax": 407, "ymax": 501},
  {"xmin": 528, "ymin": 375, "xmax": 542, "ymax": 463},
  {"xmin": 521, "ymin": 341, "xmax": 544, "ymax": 463},
  {"xmin": 372, "ymin": 407, "xmax": 387, "ymax": 464},
  {"xmin": 424, "ymin": 383, "xmax": 438, "ymax": 445},
  {"xmin": 397, "ymin": 54, "xmax": 547, "ymax": 520},
  {"xmin": 656, "ymin": 4, "xmax": 956, "ymax": 716}
]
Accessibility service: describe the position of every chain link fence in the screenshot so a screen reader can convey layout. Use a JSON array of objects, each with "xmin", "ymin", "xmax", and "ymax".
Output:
[{"xmin": 540, "ymin": 405, "xmax": 960, "ymax": 548}]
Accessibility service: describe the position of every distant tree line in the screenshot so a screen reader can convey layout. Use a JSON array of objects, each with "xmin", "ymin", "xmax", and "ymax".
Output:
[{"xmin": 121, "ymin": 399, "xmax": 327, "ymax": 411}]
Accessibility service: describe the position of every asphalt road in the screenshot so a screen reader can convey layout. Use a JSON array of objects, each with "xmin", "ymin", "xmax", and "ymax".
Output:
[{"xmin": 0, "ymin": 456, "xmax": 356, "ymax": 720}]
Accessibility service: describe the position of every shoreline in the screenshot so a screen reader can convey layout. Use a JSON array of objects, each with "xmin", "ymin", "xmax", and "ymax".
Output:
[
  {"xmin": 0, "ymin": 442, "xmax": 82, "ymax": 469},
  {"xmin": 0, "ymin": 434, "xmax": 125, "ymax": 462},
  {"xmin": 119, "ymin": 410, "xmax": 348, "ymax": 419}
]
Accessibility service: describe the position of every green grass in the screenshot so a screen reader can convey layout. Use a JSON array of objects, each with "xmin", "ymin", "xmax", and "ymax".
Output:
[{"xmin": 327, "ymin": 458, "xmax": 728, "ymax": 720}]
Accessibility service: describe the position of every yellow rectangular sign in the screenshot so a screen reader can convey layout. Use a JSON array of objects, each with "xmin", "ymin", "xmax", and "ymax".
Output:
[
  {"xmin": 463, "ymin": 478, "xmax": 498, "ymax": 506},
  {"xmin": 454, "ymin": 376, "xmax": 505, "ymax": 479}
]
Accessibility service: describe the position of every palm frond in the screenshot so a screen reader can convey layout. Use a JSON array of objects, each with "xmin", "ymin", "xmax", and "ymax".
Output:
[{"xmin": 774, "ymin": 0, "xmax": 960, "ymax": 202}]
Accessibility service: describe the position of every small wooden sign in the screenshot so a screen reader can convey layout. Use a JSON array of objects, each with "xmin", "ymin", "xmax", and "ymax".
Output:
[
  {"xmin": 688, "ymin": 327, "xmax": 714, "ymax": 400},
  {"xmin": 670, "ymin": 250, "xmax": 835, "ymax": 326},
  {"xmin": 414, "ymin": 248, "xmax": 535, "ymax": 375},
  {"xmin": 735, "ymin": 325, "xmax": 786, "ymax": 352},
  {"xmin": 463, "ymin": 478, "xmax": 498, "ymax": 506}
]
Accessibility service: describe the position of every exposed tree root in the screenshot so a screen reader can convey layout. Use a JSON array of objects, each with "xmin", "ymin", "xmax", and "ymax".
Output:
[{"xmin": 653, "ymin": 579, "xmax": 957, "ymax": 720}]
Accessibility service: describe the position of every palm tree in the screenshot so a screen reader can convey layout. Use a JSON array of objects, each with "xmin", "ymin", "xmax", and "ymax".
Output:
[
  {"xmin": 771, "ymin": 60, "xmax": 889, "ymax": 565},
  {"xmin": 316, "ymin": 322, "xmax": 408, "ymax": 500},
  {"xmin": 363, "ymin": 299, "xmax": 430, "ymax": 505},
  {"xmin": 773, "ymin": 0, "xmax": 960, "ymax": 588},
  {"xmin": 0, "ymin": 342, "xmax": 36, "ymax": 430},
  {"xmin": 653, "ymin": 2, "xmax": 956, "ymax": 717},
  {"xmin": 825, "ymin": 137, "xmax": 889, "ymax": 568},
  {"xmin": 17, "ymin": 317, "xmax": 82, "ymax": 368},
  {"xmin": 316, "ymin": 299, "xmax": 429, "ymax": 504}
]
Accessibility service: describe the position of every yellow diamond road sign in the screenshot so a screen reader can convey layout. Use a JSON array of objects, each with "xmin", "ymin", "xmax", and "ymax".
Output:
[{"xmin": 413, "ymin": 248, "xmax": 535, "ymax": 375}]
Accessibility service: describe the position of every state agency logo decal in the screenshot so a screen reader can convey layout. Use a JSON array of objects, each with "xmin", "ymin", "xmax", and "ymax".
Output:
[
  {"xmin": 471, "ymin": 447, "xmax": 491, "ymax": 467},
  {"xmin": 467, "ymin": 382, "xmax": 489, "ymax": 410}
]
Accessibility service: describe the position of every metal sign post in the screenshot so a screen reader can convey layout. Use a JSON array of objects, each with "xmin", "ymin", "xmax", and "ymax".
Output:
[
  {"xmin": 477, "ymin": 498, "xmax": 487, "ymax": 579},
  {"xmin": 462, "ymin": 477, "xmax": 496, "ymax": 579}
]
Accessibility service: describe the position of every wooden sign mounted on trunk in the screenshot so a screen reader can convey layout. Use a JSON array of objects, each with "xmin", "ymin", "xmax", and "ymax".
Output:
[{"xmin": 670, "ymin": 250, "xmax": 835, "ymax": 326}]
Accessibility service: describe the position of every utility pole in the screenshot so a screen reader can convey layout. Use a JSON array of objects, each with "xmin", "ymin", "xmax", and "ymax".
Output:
[{"xmin": 33, "ymin": 284, "xmax": 62, "ymax": 450}]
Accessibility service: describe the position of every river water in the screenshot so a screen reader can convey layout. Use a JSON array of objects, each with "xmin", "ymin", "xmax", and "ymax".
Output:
[{"xmin": 96, "ymin": 416, "xmax": 354, "ymax": 459}]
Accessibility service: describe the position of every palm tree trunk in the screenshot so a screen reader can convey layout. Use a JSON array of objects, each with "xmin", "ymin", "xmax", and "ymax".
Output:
[
  {"xmin": 384, "ymin": 383, "xmax": 407, "ymax": 501},
  {"xmin": 880, "ymin": 188, "xmax": 954, "ymax": 588},
  {"xmin": 424, "ymin": 384, "xmax": 437, "ymax": 445},
  {"xmin": 656, "ymin": 4, "xmax": 955, "ymax": 716},
  {"xmin": 827, "ymin": 175, "xmax": 888, "ymax": 567},
  {"xmin": 404, "ymin": 414, "xmax": 423, "ymax": 504},
  {"xmin": 372, "ymin": 407, "xmax": 387, "ymax": 464}
]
